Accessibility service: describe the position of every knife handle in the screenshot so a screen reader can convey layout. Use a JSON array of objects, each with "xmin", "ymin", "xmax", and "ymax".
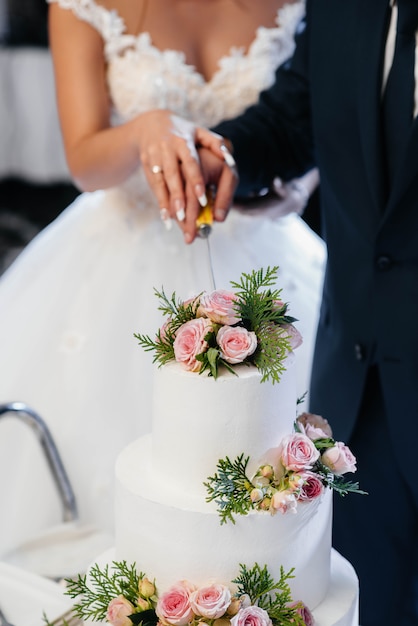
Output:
[{"xmin": 196, "ymin": 186, "xmax": 215, "ymax": 234}]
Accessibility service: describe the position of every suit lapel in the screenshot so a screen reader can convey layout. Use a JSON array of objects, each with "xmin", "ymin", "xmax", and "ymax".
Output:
[{"xmin": 356, "ymin": 0, "xmax": 391, "ymax": 216}]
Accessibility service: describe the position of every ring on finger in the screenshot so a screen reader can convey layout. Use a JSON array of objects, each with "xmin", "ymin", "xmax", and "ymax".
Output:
[{"xmin": 151, "ymin": 165, "xmax": 164, "ymax": 175}]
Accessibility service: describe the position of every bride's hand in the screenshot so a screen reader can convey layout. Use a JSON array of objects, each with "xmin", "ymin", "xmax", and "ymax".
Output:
[{"xmin": 135, "ymin": 111, "xmax": 207, "ymax": 222}]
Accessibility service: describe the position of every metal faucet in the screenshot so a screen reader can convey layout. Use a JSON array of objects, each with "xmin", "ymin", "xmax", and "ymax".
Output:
[{"xmin": 0, "ymin": 402, "xmax": 78, "ymax": 522}]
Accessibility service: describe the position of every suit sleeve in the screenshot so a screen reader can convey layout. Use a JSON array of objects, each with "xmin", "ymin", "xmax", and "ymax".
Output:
[{"xmin": 212, "ymin": 3, "xmax": 315, "ymax": 197}]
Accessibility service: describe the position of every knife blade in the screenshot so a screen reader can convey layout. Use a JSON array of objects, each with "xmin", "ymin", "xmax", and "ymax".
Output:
[{"xmin": 196, "ymin": 189, "xmax": 216, "ymax": 290}]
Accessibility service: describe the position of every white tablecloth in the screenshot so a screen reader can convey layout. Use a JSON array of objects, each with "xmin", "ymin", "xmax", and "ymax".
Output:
[{"xmin": 0, "ymin": 561, "xmax": 73, "ymax": 626}]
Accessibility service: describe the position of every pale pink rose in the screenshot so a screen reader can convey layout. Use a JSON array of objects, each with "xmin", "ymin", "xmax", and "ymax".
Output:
[
  {"xmin": 159, "ymin": 319, "xmax": 172, "ymax": 344},
  {"xmin": 298, "ymin": 471, "xmax": 324, "ymax": 501},
  {"xmin": 106, "ymin": 595, "xmax": 135, "ymax": 626},
  {"xmin": 216, "ymin": 326, "xmax": 257, "ymax": 364},
  {"xmin": 297, "ymin": 413, "xmax": 333, "ymax": 439},
  {"xmin": 198, "ymin": 290, "xmax": 241, "ymax": 325},
  {"xmin": 322, "ymin": 442, "xmax": 357, "ymax": 475},
  {"xmin": 156, "ymin": 582, "xmax": 195, "ymax": 626},
  {"xmin": 270, "ymin": 489, "xmax": 298, "ymax": 514},
  {"xmin": 303, "ymin": 423, "xmax": 331, "ymax": 441},
  {"xmin": 190, "ymin": 583, "xmax": 231, "ymax": 619},
  {"xmin": 280, "ymin": 323, "xmax": 303, "ymax": 351},
  {"xmin": 181, "ymin": 296, "xmax": 200, "ymax": 314},
  {"xmin": 231, "ymin": 605, "xmax": 272, "ymax": 626},
  {"xmin": 272, "ymin": 299, "xmax": 285, "ymax": 311},
  {"xmin": 173, "ymin": 318, "xmax": 213, "ymax": 372},
  {"xmin": 288, "ymin": 601, "xmax": 316, "ymax": 625},
  {"xmin": 278, "ymin": 433, "xmax": 320, "ymax": 472}
]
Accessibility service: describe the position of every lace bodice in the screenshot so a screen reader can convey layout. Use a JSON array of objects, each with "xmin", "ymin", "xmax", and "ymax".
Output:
[{"xmin": 47, "ymin": 0, "xmax": 304, "ymax": 128}]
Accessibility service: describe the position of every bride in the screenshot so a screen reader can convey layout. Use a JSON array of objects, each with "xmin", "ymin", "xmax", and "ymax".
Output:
[{"xmin": 0, "ymin": 0, "xmax": 325, "ymax": 547}]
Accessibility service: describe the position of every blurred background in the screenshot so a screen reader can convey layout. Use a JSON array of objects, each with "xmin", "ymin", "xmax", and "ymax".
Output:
[
  {"xmin": 0, "ymin": 0, "xmax": 321, "ymax": 276},
  {"xmin": 0, "ymin": 0, "xmax": 79, "ymax": 275}
]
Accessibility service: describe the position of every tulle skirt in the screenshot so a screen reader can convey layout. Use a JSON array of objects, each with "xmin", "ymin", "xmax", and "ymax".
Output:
[{"xmin": 0, "ymin": 185, "xmax": 326, "ymax": 549}]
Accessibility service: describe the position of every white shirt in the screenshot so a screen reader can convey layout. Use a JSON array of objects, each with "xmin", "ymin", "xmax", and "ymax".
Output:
[{"xmin": 383, "ymin": 0, "xmax": 418, "ymax": 116}]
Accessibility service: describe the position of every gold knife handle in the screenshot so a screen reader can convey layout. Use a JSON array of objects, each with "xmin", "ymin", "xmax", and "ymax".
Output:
[{"xmin": 196, "ymin": 187, "xmax": 214, "ymax": 238}]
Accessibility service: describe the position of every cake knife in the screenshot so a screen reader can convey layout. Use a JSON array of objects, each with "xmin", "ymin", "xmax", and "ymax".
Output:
[{"xmin": 196, "ymin": 188, "xmax": 216, "ymax": 290}]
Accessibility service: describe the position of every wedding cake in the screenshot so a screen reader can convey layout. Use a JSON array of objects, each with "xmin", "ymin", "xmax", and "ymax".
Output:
[{"xmin": 68, "ymin": 268, "xmax": 360, "ymax": 626}]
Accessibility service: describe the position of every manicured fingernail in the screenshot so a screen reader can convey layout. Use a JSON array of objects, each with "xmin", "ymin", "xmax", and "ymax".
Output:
[
  {"xmin": 184, "ymin": 233, "xmax": 193, "ymax": 244},
  {"xmin": 220, "ymin": 144, "xmax": 236, "ymax": 168},
  {"xmin": 195, "ymin": 185, "xmax": 207, "ymax": 207},
  {"xmin": 160, "ymin": 208, "xmax": 172, "ymax": 230},
  {"xmin": 215, "ymin": 208, "xmax": 227, "ymax": 220},
  {"xmin": 175, "ymin": 200, "xmax": 185, "ymax": 222}
]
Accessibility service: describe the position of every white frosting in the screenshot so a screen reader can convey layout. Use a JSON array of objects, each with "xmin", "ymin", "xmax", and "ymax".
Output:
[
  {"xmin": 113, "ymin": 359, "xmax": 358, "ymax": 619},
  {"xmin": 151, "ymin": 361, "xmax": 297, "ymax": 497}
]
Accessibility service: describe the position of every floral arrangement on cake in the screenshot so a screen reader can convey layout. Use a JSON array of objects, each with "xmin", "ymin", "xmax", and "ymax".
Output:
[
  {"xmin": 64, "ymin": 561, "xmax": 316, "ymax": 626},
  {"xmin": 205, "ymin": 412, "xmax": 366, "ymax": 524},
  {"xmin": 135, "ymin": 267, "xmax": 302, "ymax": 384}
]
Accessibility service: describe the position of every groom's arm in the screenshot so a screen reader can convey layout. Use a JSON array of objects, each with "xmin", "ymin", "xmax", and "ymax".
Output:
[{"xmin": 211, "ymin": 5, "xmax": 315, "ymax": 199}]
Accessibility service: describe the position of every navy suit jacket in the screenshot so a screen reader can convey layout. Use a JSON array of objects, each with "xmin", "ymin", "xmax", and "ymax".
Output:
[{"xmin": 214, "ymin": 0, "xmax": 418, "ymax": 469}]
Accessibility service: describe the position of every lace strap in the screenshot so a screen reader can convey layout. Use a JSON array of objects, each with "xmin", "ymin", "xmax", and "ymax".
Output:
[{"xmin": 46, "ymin": 0, "xmax": 126, "ymax": 43}]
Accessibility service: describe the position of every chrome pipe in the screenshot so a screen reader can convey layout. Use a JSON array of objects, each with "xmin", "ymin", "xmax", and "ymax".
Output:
[{"xmin": 0, "ymin": 402, "xmax": 78, "ymax": 522}]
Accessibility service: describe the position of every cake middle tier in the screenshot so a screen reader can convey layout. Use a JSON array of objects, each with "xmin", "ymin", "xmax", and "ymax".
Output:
[{"xmin": 115, "ymin": 435, "xmax": 332, "ymax": 611}]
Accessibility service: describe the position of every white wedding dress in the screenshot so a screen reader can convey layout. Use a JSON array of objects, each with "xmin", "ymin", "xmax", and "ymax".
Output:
[{"xmin": 0, "ymin": 0, "xmax": 326, "ymax": 551}]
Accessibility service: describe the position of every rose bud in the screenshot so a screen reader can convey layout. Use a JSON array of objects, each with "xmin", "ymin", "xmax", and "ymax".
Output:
[
  {"xmin": 250, "ymin": 488, "xmax": 264, "ymax": 503},
  {"xmin": 226, "ymin": 599, "xmax": 241, "ymax": 616},
  {"xmin": 259, "ymin": 465, "xmax": 274, "ymax": 480},
  {"xmin": 136, "ymin": 597, "xmax": 150, "ymax": 611},
  {"xmin": 139, "ymin": 577, "xmax": 156, "ymax": 599}
]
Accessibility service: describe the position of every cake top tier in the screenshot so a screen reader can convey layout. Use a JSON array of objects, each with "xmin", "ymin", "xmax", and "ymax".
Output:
[{"xmin": 151, "ymin": 360, "xmax": 297, "ymax": 499}]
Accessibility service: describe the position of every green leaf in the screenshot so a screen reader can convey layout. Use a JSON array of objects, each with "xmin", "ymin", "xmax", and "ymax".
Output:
[{"xmin": 204, "ymin": 454, "xmax": 253, "ymax": 524}]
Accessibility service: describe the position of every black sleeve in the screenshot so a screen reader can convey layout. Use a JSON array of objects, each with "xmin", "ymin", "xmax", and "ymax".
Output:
[{"xmin": 212, "ymin": 3, "xmax": 316, "ymax": 197}]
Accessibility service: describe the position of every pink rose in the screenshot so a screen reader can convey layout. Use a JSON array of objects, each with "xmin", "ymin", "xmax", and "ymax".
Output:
[
  {"xmin": 298, "ymin": 471, "xmax": 324, "ymax": 501},
  {"xmin": 270, "ymin": 489, "xmax": 297, "ymax": 514},
  {"xmin": 107, "ymin": 595, "xmax": 135, "ymax": 626},
  {"xmin": 322, "ymin": 442, "xmax": 357, "ymax": 475},
  {"xmin": 159, "ymin": 319, "xmax": 172, "ymax": 344},
  {"xmin": 288, "ymin": 601, "xmax": 316, "ymax": 625},
  {"xmin": 278, "ymin": 433, "xmax": 320, "ymax": 472},
  {"xmin": 231, "ymin": 606, "xmax": 273, "ymax": 626},
  {"xmin": 190, "ymin": 583, "xmax": 232, "ymax": 619},
  {"xmin": 156, "ymin": 582, "xmax": 195, "ymax": 626},
  {"xmin": 297, "ymin": 413, "xmax": 333, "ymax": 439},
  {"xmin": 181, "ymin": 296, "xmax": 200, "ymax": 314},
  {"xmin": 216, "ymin": 326, "xmax": 257, "ymax": 364},
  {"xmin": 281, "ymin": 323, "xmax": 303, "ymax": 351},
  {"xmin": 272, "ymin": 299, "xmax": 286, "ymax": 312},
  {"xmin": 173, "ymin": 318, "xmax": 213, "ymax": 372},
  {"xmin": 198, "ymin": 290, "xmax": 241, "ymax": 325}
]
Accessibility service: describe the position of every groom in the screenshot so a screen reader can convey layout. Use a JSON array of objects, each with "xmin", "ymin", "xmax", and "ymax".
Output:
[{"xmin": 153, "ymin": 1, "xmax": 418, "ymax": 624}]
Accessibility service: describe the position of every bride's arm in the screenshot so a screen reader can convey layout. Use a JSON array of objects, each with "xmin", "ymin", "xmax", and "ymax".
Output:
[{"xmin": 48, "ymin": 4, "xmax": 207, "ymax": 238}]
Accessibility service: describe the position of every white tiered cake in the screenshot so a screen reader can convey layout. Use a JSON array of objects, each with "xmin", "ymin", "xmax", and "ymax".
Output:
[
  {"xmin": 75, "ymin": 270, "xmax": 359, "ymax": 626},
  {"xmin": 111, "ymin": 362, "xmax": 358, "ymax": 626}
]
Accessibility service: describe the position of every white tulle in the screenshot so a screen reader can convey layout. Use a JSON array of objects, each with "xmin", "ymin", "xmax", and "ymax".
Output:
[{"xmin": 0, "ymin": 0, "xmax": 326, "ymax": 552}]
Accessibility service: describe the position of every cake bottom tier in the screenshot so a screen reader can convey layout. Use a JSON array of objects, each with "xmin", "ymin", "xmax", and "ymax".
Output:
[{"xmin": 93, "ymin": 548, "xmax": 358, "ymax": 626}]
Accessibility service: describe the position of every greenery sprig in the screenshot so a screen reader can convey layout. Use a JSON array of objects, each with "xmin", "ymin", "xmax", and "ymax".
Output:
[
  {"xmin": 233, "ymin": 563, "xmax": 306, "ymax": 626},
  {"xmin": 205, "ymin": 417, "xmax": 367, "ymax": 524},
  {"xmin": 64, "ymin": 561, "xmax": 157, "ymax": 624},
  {"xmin": 55, "ymin": 561, "xmax": 309, "ymax": 626},
  {"xmin": 204, "ymin": 453, "xmax": 253, "ymax": 525}
]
